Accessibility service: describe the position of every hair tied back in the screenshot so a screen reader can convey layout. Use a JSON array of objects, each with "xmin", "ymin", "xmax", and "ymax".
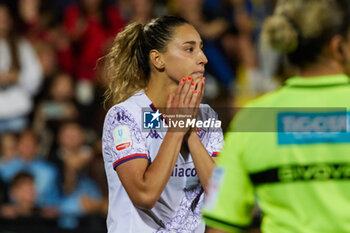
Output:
[{"xmin": 262, "ymin": 14, "xmax": 300, "ymax": 54}]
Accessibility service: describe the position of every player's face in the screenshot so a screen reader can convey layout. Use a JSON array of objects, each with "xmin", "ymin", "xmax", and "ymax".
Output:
[{"xmin": 162, "ymin": 24, "xmax": 208, "ymax": 84}]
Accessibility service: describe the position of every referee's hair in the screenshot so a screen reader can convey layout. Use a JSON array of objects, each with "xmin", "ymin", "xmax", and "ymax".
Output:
[
  {"xmin": 262, "ymin": 0, "xmax": 350, "ymax": 68},
  {"xmin": 103, "ymin": 16, "xmax": 188, "ymax": 106}
]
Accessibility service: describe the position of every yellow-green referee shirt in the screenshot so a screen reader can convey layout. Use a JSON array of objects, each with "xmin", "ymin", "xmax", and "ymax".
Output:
[{"xmin": 202, "ymin": 74, "xmax": 350, "ymax": 233}]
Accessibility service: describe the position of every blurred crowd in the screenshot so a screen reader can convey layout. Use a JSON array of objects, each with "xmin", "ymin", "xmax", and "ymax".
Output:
[{"xmin": 0, "ymin": 0, "xmax": 280, "ymax": 232}]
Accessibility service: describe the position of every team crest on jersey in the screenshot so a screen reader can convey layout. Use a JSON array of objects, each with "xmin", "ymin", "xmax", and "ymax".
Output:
[
  {"xmin": 196, "ymin": 128, "xmax": 206, "ymax": 140},
  {"xmin": 113, "ymin": 126, "xmax": 132, "ymax": 151}
]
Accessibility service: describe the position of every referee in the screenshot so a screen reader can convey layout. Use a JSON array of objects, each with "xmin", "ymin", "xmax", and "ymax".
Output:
[{"xmin": 202, "ymin": 0, "xmax": 350, "ymax": 232}]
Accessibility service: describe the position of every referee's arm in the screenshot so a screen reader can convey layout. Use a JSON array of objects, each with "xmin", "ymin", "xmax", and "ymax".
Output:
[{"xmin": 202, "ymin": 129, "xmax": 254, "ymax": 233}]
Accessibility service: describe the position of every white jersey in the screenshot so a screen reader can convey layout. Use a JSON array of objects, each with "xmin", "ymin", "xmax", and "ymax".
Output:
[{"xmin": 102, "ymin": 91, "xmax": 223, "ymax": 233}]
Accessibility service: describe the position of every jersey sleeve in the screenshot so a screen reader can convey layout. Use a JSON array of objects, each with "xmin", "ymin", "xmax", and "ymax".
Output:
[
  {"xmin": 202, "ymin": 119, "xmax": 255, "ymax": 232},
  {"xmin": 102, "ymin": 106, "xmax": 148, "ymax": 169}
]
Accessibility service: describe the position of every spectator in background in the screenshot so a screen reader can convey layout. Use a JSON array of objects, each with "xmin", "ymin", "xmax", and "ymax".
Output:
[
  {"xmin": 227, "ymin": 0, "xmax": 259, "ymax": 91},
  {"xmin": 56, "ymin": 121, "xmax": 103, "ymax": 229},
  {"xmin": 51, "ymin": 0, "xmax": 116, "ymax": 18},
  {"xmin": 18, "ymin": 130, "xmax": 60, "ymax": 209},
  {"xmin": 0, "ymin": 133, "xmax": 20, "ymax": 187},
  {"xmin": 0, "ymin": 129, "xmax": 60, "ymax": 211},
  {"xmin": 174, "ymin": 0, "xmax": 235, "ymax": 94},
  {"xmin": 33, "ymin": 73, "xmax": 78, "ymax": 158},
  {"xmin": 17, "ymin": 0, "xmax": 58, "ymax": 76},
  {"xmin": 16, "ymin": 0, "xmax": 64, "ymax": 109},
  {"xmin": 0, "ymin": 133, "xmax": 18, "ymax": 164},
  {"xmin": 119, "ymin": 0, "xmax": 155, "ymax": 24},
  {"xmin": 0, "ymin": 172, "xmax": 40, "ymax": 218},
  {"xmin": 17, "ymin": 0, "xmax": 55, "ymax": 44},
  {"xmin": 59, "ymin": 0, "xmax": 124, "ymax": 105},
  {"xmin": 0, "ymin": 178, "xmax": 6, "ymax": 207},
  {"xmin": 0, "ymin": 133, "xmax": 18, "ymax": 205},
  {"xmin": 231, "ymin": 0, "xmax": 280, "ymax": 96},
  {"xmin": 35, "ymin": 73, "xmax": 77, "ymax": 125},
  {"xmin": 0, "ymin": 133, "xmax": 18, "ymax": 203},
  {"xmin": 0, "ymin": 2, "xmax": 42, "ymax": 134},
  {"xmin": 54, "ymin": 121, "xmax": 91, "ymax": 167}
]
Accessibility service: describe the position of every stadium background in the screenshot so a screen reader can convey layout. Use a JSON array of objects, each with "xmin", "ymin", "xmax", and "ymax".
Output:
[{"xmin": 0, "ymin": 0, "xmax": 279, "ymax": 232}]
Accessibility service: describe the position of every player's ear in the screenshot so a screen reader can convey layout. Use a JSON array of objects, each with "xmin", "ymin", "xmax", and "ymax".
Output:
[
  {"xmin": 330, "ymin": 35, "xmax": 346, "ymax": 61},
  {"xmin": 149, "ymin": 49, "xmax": 165, "ymax": 70}
]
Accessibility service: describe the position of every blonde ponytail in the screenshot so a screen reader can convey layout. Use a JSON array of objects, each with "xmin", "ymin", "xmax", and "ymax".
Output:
[
  {"xmin": 261, "ymin": 0, "xmax": 350, "ymax": 67},
  {"xmin": 262, "ymin": 14, "xmax": 298, "ymax": 53},
  {"xmin": 103, "ymin": 23, "xmax": 148, "ymax": 105}
]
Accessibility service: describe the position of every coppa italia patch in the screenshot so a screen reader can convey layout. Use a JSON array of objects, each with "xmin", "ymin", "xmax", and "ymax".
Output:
[{"xmin": 113, "ymin": 126, "xmax": 132, "ymax": 151}]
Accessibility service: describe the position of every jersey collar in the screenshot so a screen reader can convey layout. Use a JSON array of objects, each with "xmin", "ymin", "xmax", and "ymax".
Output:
[
  {"xmin": 286, "ymin": 74, "xmax": 350, "ymax": 87},
  {"xmin": 133, "ymin": 90, "xmax": 152, "ymax": 106}
]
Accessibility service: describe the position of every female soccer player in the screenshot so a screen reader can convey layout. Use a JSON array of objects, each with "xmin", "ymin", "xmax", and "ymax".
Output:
[
  {"xmin": 203, "ymin": 0, "xmax": 350, "ymax": 233},
  {"xmin": 102, "ymin": 16, "xmax": 223, "ymax": 233}
]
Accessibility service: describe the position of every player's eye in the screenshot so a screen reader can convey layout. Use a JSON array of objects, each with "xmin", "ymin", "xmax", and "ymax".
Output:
[{"xmin": 185, "ymin": 47, "xmax": 194, "ymax": 52}]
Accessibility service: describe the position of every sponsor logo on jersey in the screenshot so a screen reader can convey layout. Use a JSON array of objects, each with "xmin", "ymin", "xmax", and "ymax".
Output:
[
  {"xmin": 171, "ymin": 164, "xmax": 197, "ymax": 177},
  {"xmin": 113, "ymin": 126, "xmax": 132, "ymax": 151},
  {"xmin": 146, "ymin": 129, "xmax": 162, "ymax": 139},
  {"xmin": 249, "ymin": 162, "xmax": 350, "ymax": 185},
  {"xmin": 277, "ymin": 111, "xmax": 350, "ymax": 145},
  {"xmin": 278, "ymin": 163, "xmax": 350, "ymax": 182}
]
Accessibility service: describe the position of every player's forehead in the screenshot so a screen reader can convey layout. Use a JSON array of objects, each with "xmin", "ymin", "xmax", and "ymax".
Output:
[{"xmin": 169, "ymin": 24, "xmax": 202, "ymax": 47}]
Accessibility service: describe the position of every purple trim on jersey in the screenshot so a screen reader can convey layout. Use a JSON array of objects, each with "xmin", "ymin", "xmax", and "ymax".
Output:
[
  {"xmin": 150, "ymin": 103, "xmax": 157, "ymax": 111},
  {"xmin": 212, "ymin": 152, "xmax": 219, "ymax": 157},
  {"xmin": 113, "ymin": 153, "xmax": 148, "ymax": 169}
]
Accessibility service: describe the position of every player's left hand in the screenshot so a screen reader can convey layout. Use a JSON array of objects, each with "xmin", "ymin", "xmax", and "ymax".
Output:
[{"xmin": 191, "ymin": 77, "xmax": 205, "ymax": 119}]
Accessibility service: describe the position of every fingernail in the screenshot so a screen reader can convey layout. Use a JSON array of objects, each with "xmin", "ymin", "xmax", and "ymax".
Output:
[
  {"xmin": 191, "ymin": 82, "xmax": 194, "ymax": 86},
  {"xmin": 188, "ymin": 77, "xmax": 192, "ymax": 80},
  {"xmin": 182, "ymin": 78, "xmax": 186, "ymax": 82},
  {"xmin": 194, "ymin": 90, "xmax": 198, "ymax": 94},
  {"xmin": 203, "ymin": 77, "xmax": 206, "ymax": 82}
]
